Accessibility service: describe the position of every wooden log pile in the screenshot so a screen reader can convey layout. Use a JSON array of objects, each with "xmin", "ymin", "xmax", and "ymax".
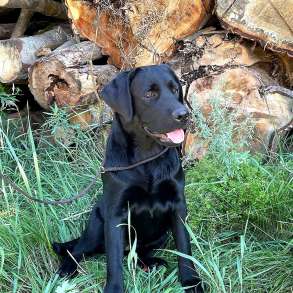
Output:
[
  {"xmin": 29, "ymin": 41, "xmax": 117, "ymax": 109},
  {"xmin": 0, "ymin": 0, "xmax": 292, "ymax": 158},
  {"xmin": 170, "ymin": 33, "xmax": 293, "ymax": 158}
]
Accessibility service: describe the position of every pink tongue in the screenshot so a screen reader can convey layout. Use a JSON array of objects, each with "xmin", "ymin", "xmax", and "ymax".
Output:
[{"xmin": 166, "ymin": 129, "xmax": 185, "ymax": 144}]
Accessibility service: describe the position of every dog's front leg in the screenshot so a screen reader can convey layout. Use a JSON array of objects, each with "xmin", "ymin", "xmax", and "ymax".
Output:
[
  {"xmin": 104, "ymin": 216, "xmax": 124, "ymax": 293},
  {"xmin": 171, "ymin": 202, "xmax": 204, "ymax": 293}
]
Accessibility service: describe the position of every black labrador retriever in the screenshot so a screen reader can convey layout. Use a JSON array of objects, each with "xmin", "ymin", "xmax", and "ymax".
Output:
[{"xmin": 52, "ymin": 64, "xmax": 204, "ymax": 293}]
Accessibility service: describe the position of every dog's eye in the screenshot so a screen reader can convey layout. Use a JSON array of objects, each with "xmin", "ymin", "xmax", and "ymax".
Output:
[{"xmin": 145, "ymin": 90, "xmax": 158, "ymax": 99}]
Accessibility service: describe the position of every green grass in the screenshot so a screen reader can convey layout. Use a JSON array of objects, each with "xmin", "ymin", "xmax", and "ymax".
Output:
[
  {"xmin": 185, "ymin": 156, "xmax": 292, "ymax": 239},
  {"xmin": 0, "ymin": 106, "xmax": 292, "ymax": 292}
]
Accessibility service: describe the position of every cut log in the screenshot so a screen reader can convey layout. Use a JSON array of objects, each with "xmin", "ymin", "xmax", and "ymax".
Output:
[
  {"xmin": 0, "ymin": 0, "xmax": 67, "ymax": 19},
  {"xmin": 0, "ymin": 26, "xmax": 71, "ymax": 83},
  {"xmin": 171, "ymin": 33, "xmax": 293, "ymax": 88},
  {"xmin": 174, "ymin": 34, "xmax": 293, "ymax": 159},
  {"xmin": 185, "ymin": 67, "xmax": 292, "ymax": 158},
  {"xmin": 54, "ymin": 39, "xmax": 78, "ymax": 51},
  {"xmin": 65, "ymin": 0, "xmax": 214, "ymax": 68},
  {"xmin": 69, "ymin": 103, "xmax": 112, "ymax": 131},
  {"xmin": 28, "ymin": 41, "xmax": 118, "ymax": 109},
  {"xmin": 35, "ymin": 39, "xmax": 79, "ymax": 57},
  {"xmin": 216, "ymin": 0, "xmax": 293, "ymax": 57},
  {"xmin": 0, "ymin": 23, "xmax": 14, "ymax": 39}
]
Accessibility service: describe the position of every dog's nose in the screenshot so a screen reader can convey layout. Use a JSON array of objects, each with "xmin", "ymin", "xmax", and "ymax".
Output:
[{"xmin": 172, "ymin": 108, "xmax": 189, "ymax": 122}]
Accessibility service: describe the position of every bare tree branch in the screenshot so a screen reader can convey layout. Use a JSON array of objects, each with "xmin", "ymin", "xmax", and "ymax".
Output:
[
  {"xmin": 0, "ymin": 0, "xmax": 67, "ymax": 19},
  {"xmin": 11, "ymin": 8, "xmax": 34, "ymax": 38}
]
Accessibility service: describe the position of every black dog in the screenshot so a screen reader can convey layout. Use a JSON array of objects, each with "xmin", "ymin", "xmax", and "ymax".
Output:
[{"xmin": 52, "ymin": 64, "xmax": 204, "ymax": 293}]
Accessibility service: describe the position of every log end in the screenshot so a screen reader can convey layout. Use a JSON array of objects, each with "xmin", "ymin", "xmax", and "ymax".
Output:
[
  {"xmin": 185, "ymin": 67, "xmax": 293, "ymax": 159},
  {"xmin": 29, "ymin": 53, "xmax": 118, "ymax": 110},
  {"xmin": 216, "ymin": 0, "xmax": 293, "ymax": 57},
  {"xmin": 28, "ymin": 58, "xmax": 79, "ymax": 109},
  {"xmin": 0, "ymin": 42, "xmax": 22, "ymax": 83},
  {"xmin": 0, "ymin": 0, "xmax": 9, "ymax": 6}
]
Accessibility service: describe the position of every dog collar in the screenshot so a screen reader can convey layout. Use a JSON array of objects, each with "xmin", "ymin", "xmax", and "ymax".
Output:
[{"xmin": 101, "ymin": 147, "xmax": 170, "ymax": 173}]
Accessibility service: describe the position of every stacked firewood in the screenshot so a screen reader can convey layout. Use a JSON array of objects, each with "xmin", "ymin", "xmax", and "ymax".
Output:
[{"xmin": 1, "ymin": 0, "xmax": 292, "ymax": 158}]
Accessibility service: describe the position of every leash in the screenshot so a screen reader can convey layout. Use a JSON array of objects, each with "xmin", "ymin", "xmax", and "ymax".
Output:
[
  {"xmin": 0, "ymin": 169, "xmax": 100, "ymax": 206},
  {"xmin": 101, "ymin": 147, "xmax": 169, "ymax": 172},
  {"xmin": 0, "ymin": 148, "xmax": 170, "ymax": 205}
]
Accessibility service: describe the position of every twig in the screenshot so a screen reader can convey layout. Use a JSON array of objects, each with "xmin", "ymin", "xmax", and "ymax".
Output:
[
  {"xmin": 262, "ymin": 85, "xmax": 293, "ymax": 99},
  {"xmin": 181, "ymin": 63, "xmax": 242, "ymax": 84}
]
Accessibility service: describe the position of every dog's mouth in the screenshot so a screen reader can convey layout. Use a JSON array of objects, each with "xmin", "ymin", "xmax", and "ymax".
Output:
[{"xmin": 144, "ymin": 127, "xmax": 185, "ymax": 145}]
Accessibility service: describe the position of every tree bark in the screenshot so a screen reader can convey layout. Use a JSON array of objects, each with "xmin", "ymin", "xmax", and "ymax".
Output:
[
  {"xmin": 0, "ymin": 0, "xmax": 67, "ymax": 19},
  {"xmin": 28, "ymin": 41, "xmax": 118, "ymax": 109},
  {"xmin": 54, "ymin": 38, "xmax": 78, "ymax": 51},
  {"xmin": 0, "ymin": 25, "xmax": 71, "ymax": 83}
]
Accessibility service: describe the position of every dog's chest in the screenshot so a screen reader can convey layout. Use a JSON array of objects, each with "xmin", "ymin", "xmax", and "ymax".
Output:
[
  {"xmin": 120, "ymin": 159, "xmax": 183, "ymax": 216},
  {"xmin": 122, "ymin": 179, "xmax": 180, "ymax": 215},
  {"xmin": 111, "ymin": 148, "xmax": 183, "ymax": 216}
]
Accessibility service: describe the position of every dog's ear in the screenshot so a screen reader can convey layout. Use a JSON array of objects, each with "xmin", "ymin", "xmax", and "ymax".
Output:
[
  {"xmin": 101, "ymin": 70, "xmax": 135, "ymax": 122},
  {"xmin": 160, "ymin": 64, "xmax": 183, "ymax": 102}
]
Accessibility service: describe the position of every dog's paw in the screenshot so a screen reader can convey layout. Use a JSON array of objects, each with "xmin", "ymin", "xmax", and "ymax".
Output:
[
  {"xmin": 52, "ymin": 239, "xmax": 79, "ymax": 256},
  {"xmin": 184, "ymin": 284, "xmax": 204, "ymax": 293},
  {"xmin": 183, "ymin": 278, "xmax": 204, "ymax": 293},
  {"xmin": 57, "ymin": 258, "xmax": 78, "ymax": 278},
  {"xmin": 52, "ymin": 242, "xmax": 63, "ymax": 255},
  {"xmin": 104, "ymin": 283, "xmax": 123, "ymax": 293},
  {"xmin": 139, "ymin": 256, "xmax": 167, "ymax": 271}
]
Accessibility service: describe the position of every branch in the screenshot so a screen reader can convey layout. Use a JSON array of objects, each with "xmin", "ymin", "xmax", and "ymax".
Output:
[
  {"xmin": 0, "ymin": 26, "xmax": 72, "ymax": 83},
  {"xmin": 0, "ymin": 0, "xmax": 67, "ymax": 19},
  {"xmin": 11, "ymin": 8, "xmax": 34, "ymax": 38},
  {"xmin": 262, "ymin": 85, "xmax": 293, "ymax": 99}
]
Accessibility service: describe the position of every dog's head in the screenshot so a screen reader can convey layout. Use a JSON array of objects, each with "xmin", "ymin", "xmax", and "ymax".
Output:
[{"xmin": 101, "ymin": 64, "xmax": 189, "ymax": 147}]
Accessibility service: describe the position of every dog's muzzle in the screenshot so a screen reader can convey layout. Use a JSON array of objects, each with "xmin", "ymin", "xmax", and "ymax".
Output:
[{"xmin": 143, "ymin": 127, "xmax": 185, "ymax": 145}]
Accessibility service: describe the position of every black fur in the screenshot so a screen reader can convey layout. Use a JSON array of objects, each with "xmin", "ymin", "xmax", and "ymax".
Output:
[{"xmin": 52, "ymin": 64, "xmax": 204, "ymax": 293}]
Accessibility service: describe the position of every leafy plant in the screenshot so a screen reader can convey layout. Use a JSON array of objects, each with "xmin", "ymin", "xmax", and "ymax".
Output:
[
  {"xmin": 0, "ymin": 84, "xmax": 20, "ymax": 111},
  {"xmin": 190, "ymin": 78, "xmax": 254, "ymax": 176},
  {"xmin": 185, "ymin": 155, "xmax": 292, "ymax": 238}
]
